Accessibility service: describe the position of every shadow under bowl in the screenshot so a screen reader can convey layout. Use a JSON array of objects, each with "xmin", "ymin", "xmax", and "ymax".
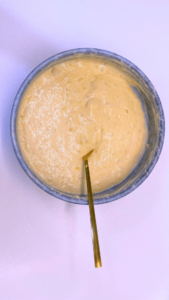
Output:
[{"xmin": 11, "ymin": 48, "xmax": 165, "ymax": 205}]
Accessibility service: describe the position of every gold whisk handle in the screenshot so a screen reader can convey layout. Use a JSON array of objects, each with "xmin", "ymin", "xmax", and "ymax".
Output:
[{"xmin": 84, "ymin": 159, "xmax": 102, "ymax": 268}]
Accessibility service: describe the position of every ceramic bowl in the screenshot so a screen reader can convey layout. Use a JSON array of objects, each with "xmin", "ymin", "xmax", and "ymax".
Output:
[{"xmin": 11, "ymin": 48, "xmax": 165, "ymax": 204}]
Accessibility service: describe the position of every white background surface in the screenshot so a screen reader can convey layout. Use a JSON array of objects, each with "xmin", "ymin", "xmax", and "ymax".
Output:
[{"xmin": 0, "ymin": 1, "xmax": 169, "ymax": 299}]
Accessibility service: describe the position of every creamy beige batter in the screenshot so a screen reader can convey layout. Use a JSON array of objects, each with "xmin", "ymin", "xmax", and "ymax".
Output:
[{"xmin": 17, "ymin": 57, "xmax": 147, "ymax": 194}]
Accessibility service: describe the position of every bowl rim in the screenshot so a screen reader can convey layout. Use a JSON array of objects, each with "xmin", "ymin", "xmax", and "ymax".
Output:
[{"xmin": 10, "ymin": 48, "xmax": 165, "ymax": 205}]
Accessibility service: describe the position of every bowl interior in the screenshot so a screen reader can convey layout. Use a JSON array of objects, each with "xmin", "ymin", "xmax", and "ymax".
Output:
[{"xmin": 11, "ymin": 49, "xmax": 165, "ymax": 204}]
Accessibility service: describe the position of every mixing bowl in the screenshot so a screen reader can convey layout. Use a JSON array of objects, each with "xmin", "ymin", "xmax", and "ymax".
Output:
[{"xmin": 10, "ymin": 48, "xmax": 165, "ymax": 204}]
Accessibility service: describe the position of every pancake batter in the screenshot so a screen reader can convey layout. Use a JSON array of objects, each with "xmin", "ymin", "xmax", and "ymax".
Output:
[{"xmin": 17, "ymin": 58, "xmax": 147, "ymax": 194}]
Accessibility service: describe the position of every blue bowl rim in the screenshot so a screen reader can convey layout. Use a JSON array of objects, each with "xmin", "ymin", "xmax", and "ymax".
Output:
[{"xmin": 10, "ymin": 48, "xmax": 165, "ymax": 205}]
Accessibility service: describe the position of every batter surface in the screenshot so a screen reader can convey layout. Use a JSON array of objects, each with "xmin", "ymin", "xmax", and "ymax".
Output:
[{"xmin": 17, "ymin": 58, "xmax": 147, "ymax": 194}]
